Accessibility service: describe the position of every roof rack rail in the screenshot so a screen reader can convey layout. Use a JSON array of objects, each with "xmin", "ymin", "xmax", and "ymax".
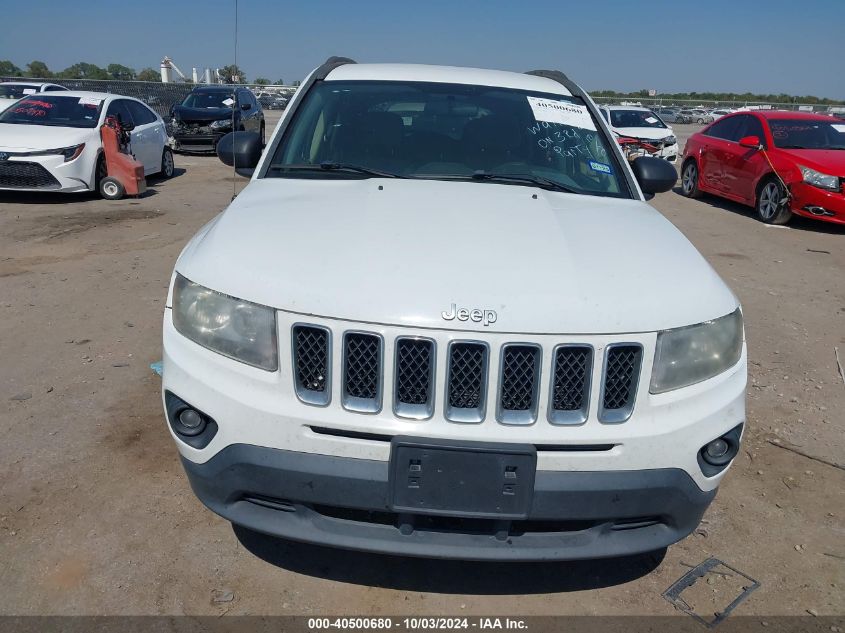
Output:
[
  {"xmin": 524, "ymin": 70, "xmax": 583, "ymax": 98},
  {"xmin": 315, "ymin": 56, "xmax": 357, "ymax": 80}
]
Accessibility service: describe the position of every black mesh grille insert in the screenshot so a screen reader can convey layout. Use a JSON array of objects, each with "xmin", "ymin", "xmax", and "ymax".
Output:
[
  {"xmin": 447, "ymin": 343, "xmax": 486, "ymax": 409},
  {"xmin": 500, "ymin": 346, "xmax": 539, "ymax": 411},
  {"xmin": 395, "ymin": 339, "xmax": 433, "ymax": 405},
  {"xmin": 293, "ymin": 326, "xmax": 328, "ymax": 393},
  {"xmin": 0, "ymin": 161, "xmax": 61, "ymax": 189},
  {"xmin": 603, "ymin": 346, "xmax": 642, "ymax": 410},
  {"xmin": 552, "ymin": 346, "xmax": 591, "ymax": 411},
  {"xmin": 344, "ymin": 333, "xmax": 380, "ymax": 400}
]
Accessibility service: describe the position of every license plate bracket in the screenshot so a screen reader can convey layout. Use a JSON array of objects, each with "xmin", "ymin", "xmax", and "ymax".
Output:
[{"xmin": 389, "ymin": 437, "xmax": 536, "ymax": 519}]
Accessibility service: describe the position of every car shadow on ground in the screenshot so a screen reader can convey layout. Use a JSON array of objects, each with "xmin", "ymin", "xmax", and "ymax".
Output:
[
  {"xmin": 233, "ymin": 525, "xmax": 666, "ymax": 594},
  {"xmin": 672, "ymin": 187, "xmax": 845, "ymax": 235}
]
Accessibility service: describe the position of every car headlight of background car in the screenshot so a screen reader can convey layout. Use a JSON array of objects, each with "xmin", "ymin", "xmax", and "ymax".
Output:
[
  {"xmin": 210, "ymin": 119, "xmax": 233, "ymax": 130},
  {"xmin": 172, "ymin": 274, "xmax": 278, "ymax": 371},
  {"xmin": 663, "ymin": 135, "xmax": 677, "ymax": 146},
  {"xmin": 799, "ymin": 165, "xmax": 840, "ymax": 192},
  {"xmin": 650, "ymin": 309, "xmax": 743, "ymax": 394},
  {"xmin": 27, "ymin": 143, "xmax": 86, "ymax": 162}
]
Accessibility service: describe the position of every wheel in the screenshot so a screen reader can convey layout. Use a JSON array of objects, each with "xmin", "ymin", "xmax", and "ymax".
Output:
[
  {"xmin": 756, "ymin": 177, "xmax": 793, "ymax": 225},
  {"xmin": 160, "ymin": 147, "xmax": 175, "ymax": 178},
  {"xmin": 94, "ymin": 155, "xmax": 107, "ymax": 192},
  {"xmin": 99, "ymin": 176, "xmax": 125, "ymax": 200},
  {"xmin": 680, "ymin": 160, "xmax": 701, "ymax": 198},
  {"xmin": 697, "ymin": 117, "xmax": 705, "ymax": 124}
]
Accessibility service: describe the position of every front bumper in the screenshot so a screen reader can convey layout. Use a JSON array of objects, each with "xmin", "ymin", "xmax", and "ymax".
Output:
[
  {"xmin": 170, "ymin": 131, "xmax": 227, "ymax": 153},
  {"xmin": 181, "ymin": 442, "xmax": 716, "ymax": 561},
  {"xmin": 789, "ymin": 182, "xmax": 845, "ymax": 225},
  {"xmin": 0, "ymin": 151, "xmax": 96, "ymax": 193}
]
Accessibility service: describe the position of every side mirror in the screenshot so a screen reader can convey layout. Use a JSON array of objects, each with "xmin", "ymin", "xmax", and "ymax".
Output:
[
  {"xmin": 217, "ymin": 131, "xmax": 262, "ymax": 177},
  {"xmin": 630, "ymin": 156, "xmax": 678, "ymax": 195},
  {"xmin": 241, "ymin": 103, "xmax": 251, "ymax": 111},
  {"xmin": 739, "ymin": 135, "xmax": 761, "ymax": 149}
]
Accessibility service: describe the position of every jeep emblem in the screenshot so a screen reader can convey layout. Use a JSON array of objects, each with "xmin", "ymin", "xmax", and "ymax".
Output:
[{"xmin": 441, "ymin": 303, "xmax": 497, "ymax": 326}]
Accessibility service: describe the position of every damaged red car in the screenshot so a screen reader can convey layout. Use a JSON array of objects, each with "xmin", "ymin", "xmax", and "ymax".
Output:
[{"xmin": 680, "ymin": 111, "xmax": 845, "ymax": 225}]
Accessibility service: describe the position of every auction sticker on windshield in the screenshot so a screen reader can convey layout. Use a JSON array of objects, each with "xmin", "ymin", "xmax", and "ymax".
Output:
[
  {"xmin": 79, "ymin": 96, "xmax": 102, "ymax": 106},
  {"xmin": 527, "ymin": 96, "xmax": 595, "ymax": 130}
]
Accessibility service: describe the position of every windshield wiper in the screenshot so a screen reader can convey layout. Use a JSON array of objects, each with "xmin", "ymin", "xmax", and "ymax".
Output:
[
  {"xmin": 269, "ymin": 162, "xmax": 403, "ymax": 178},
  {"xmin": 468, "ymin": 171, "xmax": 579, "ymax": 194}
]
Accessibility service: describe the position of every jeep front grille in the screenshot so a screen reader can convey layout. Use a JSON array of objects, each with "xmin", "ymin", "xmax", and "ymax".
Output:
[
  {"xmin": 292, "ymin": 324, "xmax": 330, "ymax": 406},
  {"xmin": 342, "ymin": 332, "xmax": 382, "ymax": 413},
  {"xmin": 394, "ymin": 337, "xmax": 435, "ymax": 419},
  {"xmin": 497, "ymin": 344, "xmax": 542, "ymax": 425},
  {"xmin": 290, "ymin": 323, "xmax": 641, "ymax": 425},
  {"xmin": 445, "ymin": 341, "xmax": 488, "ymax": 423},
  {"xmin": 549, "ymin": 345, "xmax": 593, "ymax": 425},
  {"xmin": 599, "ymin": 344, "xmax": 643, "ymax": 423}
]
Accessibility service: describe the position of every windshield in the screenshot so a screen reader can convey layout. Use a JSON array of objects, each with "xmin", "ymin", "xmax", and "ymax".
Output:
[
  {"xmin": 0, "ymin": 95, "xmax": 103, "ymax": 128},
  {"xmin": 0, "ymin": 84, "xmax": 39, "ymax": 99},
  {"xmin": 769, "ymin": 119, "xmax": 845, "ymax": 150},
  {"xmin": 267, "ymin": 80, "xmax": 628, "ymax": 198},
  {"xmin": 609, "ymin": 109, "xmax": 667, "ymax": 129},
  {"xmin": 181, "ymin": 92, "xmax": 233, "ymax": 109}
]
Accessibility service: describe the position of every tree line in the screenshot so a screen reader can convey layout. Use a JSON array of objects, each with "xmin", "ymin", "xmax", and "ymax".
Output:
[
  {"xmin": 0, "ymin": 60, "xmax": 290, "ymax": 86},
  {"xmin": 592, "ymin": 89, "xmax": 844, "ymax": 106}
]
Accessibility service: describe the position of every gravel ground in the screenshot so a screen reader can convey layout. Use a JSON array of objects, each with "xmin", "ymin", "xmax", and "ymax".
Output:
[{"xmin": 0, "ymin": 119, "xmax": 843, "ymax": 617}]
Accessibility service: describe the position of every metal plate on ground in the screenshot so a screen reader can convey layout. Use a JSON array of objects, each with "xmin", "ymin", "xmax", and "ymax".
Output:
[{"xmin": 389, "ymin": 437, "xmax": 536, "ymax": 519}]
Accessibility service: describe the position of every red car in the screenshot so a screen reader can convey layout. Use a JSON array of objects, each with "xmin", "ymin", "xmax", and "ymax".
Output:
[{"xmin": 680, "ymin": 111, "xmax": 845, "ymax": 225}]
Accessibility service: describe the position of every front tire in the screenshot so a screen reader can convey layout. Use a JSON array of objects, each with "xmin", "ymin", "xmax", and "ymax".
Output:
[
  {"xmin": 756, "ymin": 178, "xmax": 792, "ymax": 225},
  {"xmin": 99, "ymin": 176, "xmax": 125, "ymax": 200},
  {"xmin": 681, "ymin": 160, "xmax": 701, "ymax": 198},
  {"xmin": 160, "ymin": 147, "xmax": 175, "ymax": 178}
]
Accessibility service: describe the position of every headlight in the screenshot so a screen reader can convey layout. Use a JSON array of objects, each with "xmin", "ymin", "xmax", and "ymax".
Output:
[
  {"xmin": 210, "ymin": 118, "xmax": 233, "ymax": 129},
  {"xmin": 28, "ymin": 144, "xmax": 85, "ymax": 162},
  {"xmin": 663, "ymin": 135, "xmax": 677, "ymax": 145},
  {"xmin": 799, "ymin": 165, "xmax": 840, "ymax": 191},
  {"xmin": 172, "ymin": 274, "xmax": 278, "ymax": 371},
  {"xmin": 650, "ymin": 309, "xmax": 743, "ymax": 394}
]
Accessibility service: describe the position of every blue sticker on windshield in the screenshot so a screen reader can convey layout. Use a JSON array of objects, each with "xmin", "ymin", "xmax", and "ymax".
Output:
[{"xmin": 589, "ymin": 161, "xmax": 612, "ymax": 174}]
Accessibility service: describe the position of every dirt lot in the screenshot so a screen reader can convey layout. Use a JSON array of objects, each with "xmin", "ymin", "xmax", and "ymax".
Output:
[{"xmin": 0, "ymin": 120, "xmax": 843, "ymax": 618}]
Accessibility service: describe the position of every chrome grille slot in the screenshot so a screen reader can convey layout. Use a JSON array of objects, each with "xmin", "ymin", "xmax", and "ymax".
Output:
[
  {"xmin": 291, "ymin": 324, "xmax": 331, "ymax": 406},
  {"xmin": 394, "ymin": 337, "xmax": 435, "ymax": 419},
  {"xmin": 444, "ymin": 341, "xmax": 488, "ymax": 423},
  {"xmin": 599, "ymin": 343, "xmax": 643, "ymax": 423},
  {"xmin": 549, "ymin": 345, "xmax": 592, "ymax": 425},
  {"xmin": 497, "ymin": 344, "xmax": 541, "ymax": 425},
  {"xmin": 342, "ymin": 332, "xmax": 383, "ymax": 413}
]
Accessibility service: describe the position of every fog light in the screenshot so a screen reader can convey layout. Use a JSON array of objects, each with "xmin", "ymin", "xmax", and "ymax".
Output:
[
  {"xmin": 705, "ymin": 439, "xmax": 729, "ymax": 459},
  {"xmin": 164, "ymin": 391, "xmax": 218, "ymax": 448},
  {"xmin": 698, "ymin": 423, "xmax": 743, "ymax": 476},
  {"xmin": 178, "ymin": 409, "xmax": 204, "ymax": 432}
]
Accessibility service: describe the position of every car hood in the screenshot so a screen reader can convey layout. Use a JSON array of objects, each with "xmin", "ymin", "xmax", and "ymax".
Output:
[
  {"xmin": 176, "ymin": 179, "xmax": 738, "ymax": 334},
  {"xmin": 613, "ymin": 126, "xmax": 674, "ymax": 141},
  {"xmin": 779, "ymin": 148, "xmax": 845, "ymax": 175},
  {"xmin": 0, "ymin": 123, "xmax": 94, "ymax": 150},
  {"xmin": 172, "ymin": 105, "xmax": 233, "ymax": 122}
]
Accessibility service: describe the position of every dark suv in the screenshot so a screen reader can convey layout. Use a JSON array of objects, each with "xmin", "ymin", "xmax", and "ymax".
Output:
[{"xmin": 169, "ymin": 86, "xmax": 264, "ymax": 153}]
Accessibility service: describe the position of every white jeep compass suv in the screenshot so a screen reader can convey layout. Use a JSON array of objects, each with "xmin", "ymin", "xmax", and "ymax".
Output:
[{"xmin": 162, "ymin": 57, "xmax": 746, "ymax": 561}]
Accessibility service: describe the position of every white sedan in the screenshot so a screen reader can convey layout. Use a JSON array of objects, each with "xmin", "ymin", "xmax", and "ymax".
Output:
[
  {"xmin": 599, "ymin": 105, "xmax": 680, "ymax": 163},
  {"xmin": 0, "ymin": 91, "xmax": 174, "ymax": 195}
]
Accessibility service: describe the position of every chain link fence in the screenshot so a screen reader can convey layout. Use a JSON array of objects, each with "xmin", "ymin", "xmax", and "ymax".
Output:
[
  {"xmin": 4, "ymin": 76, "xmax": 842, "ymax": 118},
  {"xmin": 591, "ymin": 95, "xmax": 844, "ymax": 113},
  {"xmin": 1, "ymin": 77, "xmax": 297, "ymax": 119}
]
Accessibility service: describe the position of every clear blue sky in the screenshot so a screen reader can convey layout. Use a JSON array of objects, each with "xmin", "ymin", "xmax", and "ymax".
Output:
[{"xmin": 4, "ymin": 0, "xmax": 844, "ymax": 98}]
